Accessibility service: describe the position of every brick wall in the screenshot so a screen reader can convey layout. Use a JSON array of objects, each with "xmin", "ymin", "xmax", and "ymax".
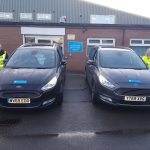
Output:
[
  {"xmin": 0, "ymin": 26, "xmax": 22, "ymax": 56},
  {"xmin": 65, "ymin": 27, "xmax": 123, "ymax": 72},
  {"xmin": 1, "ymin": 26, "xmax": 150, "ymax": 72}
]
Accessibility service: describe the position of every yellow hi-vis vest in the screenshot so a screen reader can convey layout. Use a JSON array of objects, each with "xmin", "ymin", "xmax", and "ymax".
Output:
[
  {"xmin": 142, "ymin": 55, "xmax": 150, "ymax": 69},
  {"xmin": 0, "ymin": 51, "xmax": 6, "ymax": 69}
]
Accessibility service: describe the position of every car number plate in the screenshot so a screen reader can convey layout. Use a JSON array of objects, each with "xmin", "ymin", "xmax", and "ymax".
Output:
[
  {"xmin": 8, "ymin": 98, "xmax": 31, "ymax": 104},
  {"xmin": 124, "ymin": 96, "xmax": 146, "ymax": 102}
]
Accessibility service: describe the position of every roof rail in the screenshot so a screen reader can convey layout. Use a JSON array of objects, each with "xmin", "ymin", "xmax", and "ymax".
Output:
[
  {"xmin": 114, "ymin": 46, "xmax": 134, "ymax": 51},
  {"xmin": 22, "ymin": 43, "xmax": 55, "ymax": 47}
]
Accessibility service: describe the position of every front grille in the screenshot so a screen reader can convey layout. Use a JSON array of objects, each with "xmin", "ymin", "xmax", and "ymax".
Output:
[
  {"xmin": 115, "ymin": 88, "xmax": 150, "ymax": 96},
  {"xmin": 0, "ymin": 91, "xmax": 41, "ymax": 99}
]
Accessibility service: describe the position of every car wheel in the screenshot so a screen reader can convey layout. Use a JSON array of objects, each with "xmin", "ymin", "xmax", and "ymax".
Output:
[
  {"xmin": 55, "ymin": 84, "xmax": 63, "ymax": 106},
  {"xmin": 91, "ymin": 85, "xmax": 98, "ymax": 104}
]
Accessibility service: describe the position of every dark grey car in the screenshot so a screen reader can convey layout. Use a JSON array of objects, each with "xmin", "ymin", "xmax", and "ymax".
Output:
[
  {"xmin": 85, "ymin": 46, "xmax": 150, "ymax": 107},
  {"xmin": 0, "ymin": 43, "xmax": 67, "ymax": 109}
]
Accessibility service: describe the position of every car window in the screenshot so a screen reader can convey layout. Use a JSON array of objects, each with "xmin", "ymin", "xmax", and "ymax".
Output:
[
  {"xmin": 56, "ymin": 51, "xmax": 61, "ymax": 68},
  {"xmin": 6, "ymin": 48, "xmax": 56, "ymax": 69},
  {"xmin": 89, "ymin": 47, "xmax": 98, "ymax": 60},
  {"xmin": 99, "ymin": 50, "xmax": 147, "ymax": 69}
]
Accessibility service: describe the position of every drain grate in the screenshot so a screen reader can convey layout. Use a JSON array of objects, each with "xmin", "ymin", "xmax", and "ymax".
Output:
[{"xmin": 0, "ymin": 119, "xmax": 20, "ymax": 126}]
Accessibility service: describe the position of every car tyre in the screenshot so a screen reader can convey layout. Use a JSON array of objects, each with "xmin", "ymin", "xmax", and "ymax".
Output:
[{"xmin": 55, "ymin": 84, "xmax": 63, "ymax": 106}]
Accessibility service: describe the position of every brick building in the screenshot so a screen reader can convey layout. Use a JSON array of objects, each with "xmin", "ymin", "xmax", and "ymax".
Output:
[{"xmin": 0, "ymin": 0, "xmax": 150, "ymax": 72}]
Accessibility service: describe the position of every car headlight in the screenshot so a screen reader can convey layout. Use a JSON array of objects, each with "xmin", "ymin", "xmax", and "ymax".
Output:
[
  {"xmin": 41, "ymin": 76, "xmax": 57, "ymax": 91},
  {"xmin": 99, "ymin": 75, "xmax": 115, "ymax": 89}
]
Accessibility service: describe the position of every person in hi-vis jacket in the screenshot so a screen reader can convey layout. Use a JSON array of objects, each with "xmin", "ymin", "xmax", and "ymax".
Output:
[{"xmin": 0, "ymin": 44, "xmax": 8, "ymax": 69}]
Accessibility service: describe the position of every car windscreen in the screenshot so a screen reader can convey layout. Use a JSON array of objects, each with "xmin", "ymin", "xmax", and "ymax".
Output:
[
  {"xmin": 99, "ymin": 50, "xmax": 147, "ymax": 69},
  {"xmin": 6, "ymin": 48, "xmax": 56, "ymax": 69}
]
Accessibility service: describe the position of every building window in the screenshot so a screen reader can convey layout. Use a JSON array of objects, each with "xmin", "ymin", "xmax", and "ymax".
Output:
[
  {"xmin": 102, "ymin": 39, "xmax": 114, "ymax": 45},
  {"xmin": 130, "ymin": 39, "xmax": 150, "ymax": 46},
  {"xmin": 24, "ymin": 36, "xmax": 35, "ymax": 44},
  {"xmin": 87, "ymin": 38, "xmax": 115, "ymax": 55},
  {"xmin": 130, "ymin": 39, "xmax": 142, "ymax": 45},
  {"xmin": 38, "ymin": 39, "xmax": 52, "ymax": 44},
  {"xmin": 90, "ymin": 15, "xmax": 115, "ymax": 24},
  {"xmin": 20, "ymin": 13, "xmax": 32, "ymax": 20},
  {"xmin": 144, "ymin": 40, "xmax": 150, "ymax": 45},
  {"xmin": 130, "ymin": 39, "xmax": 150, "ymax": 56},
  {"xmin": 89, "ymin": 39, "xmax": 100, "ymax": 44},
  {"xmin": 0, "ymin": 12, "xmax": 13, "ymax": 19},
  {"xmin": 36, "ymin": 13, "xmax": 52, "ymax": 21}
]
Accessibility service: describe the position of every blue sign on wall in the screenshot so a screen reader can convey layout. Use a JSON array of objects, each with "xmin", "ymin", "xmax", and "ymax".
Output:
[{"xmin": 68, "ymin": 42, "xmax": 83, "ymax": 53}]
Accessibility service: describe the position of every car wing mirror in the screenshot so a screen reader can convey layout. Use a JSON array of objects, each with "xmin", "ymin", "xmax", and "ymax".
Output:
[
  {"xmin": 64, "ymin": 56, "xmax": 68, "ymax": 60},
  {"xmin": 64, "ymin": 53, "xmax": 72, "ymax": 60},
  {"xmin": 61, "ymin": 59, "xmax": 67, "ymax": 65},
  {"xmin": 87, "ymin": 60, "xmax": 96, "ymax": 66}
]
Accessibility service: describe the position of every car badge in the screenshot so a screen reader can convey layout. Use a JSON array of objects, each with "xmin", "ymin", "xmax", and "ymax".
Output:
[{"xmin": 133, "ymin": 83, "xmax": 139, "ymax": 87}]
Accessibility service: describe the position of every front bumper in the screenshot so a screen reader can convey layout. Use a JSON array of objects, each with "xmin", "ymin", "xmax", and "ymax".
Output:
[
  {"xmin": 0, "ymin": 89, "xmax": 57, "ymax": 109},
  {"xmin": 96, "ymin": 87, "xmax": 150, "ymax": 107}
]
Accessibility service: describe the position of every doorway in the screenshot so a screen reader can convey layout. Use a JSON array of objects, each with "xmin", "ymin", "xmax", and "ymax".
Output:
[
  {"xmin": 23, "ymin": 35, "xmax": 64, "ymax": 52},
  {"xmin": 23, "ymin": 35, "xmax": 64, "ymax": 44}
]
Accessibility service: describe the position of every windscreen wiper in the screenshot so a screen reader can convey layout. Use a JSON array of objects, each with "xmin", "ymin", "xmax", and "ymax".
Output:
[
  {"xmin": 5, "ymin": 67, "xmax": 33, "ymax": 69},
  {"xmin": 131, "ymin": 68, "xmax": 147, "ymax": 70}
]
